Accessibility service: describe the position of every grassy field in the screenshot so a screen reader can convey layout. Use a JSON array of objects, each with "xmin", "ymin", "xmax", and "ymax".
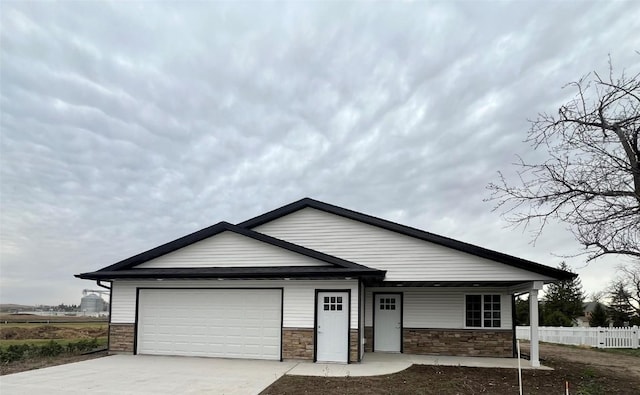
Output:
[{"xmin": 0, "ymin": 322, "xmax": 108, "ymax": 346}]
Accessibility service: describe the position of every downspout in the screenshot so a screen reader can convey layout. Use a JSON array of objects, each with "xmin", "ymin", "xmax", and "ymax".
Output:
[
  {"xmin": 96, "ymin": 280, "xmax": 112, "ymax": 354},
  {"xmin": 357, "ymin": 279, "xmax": 362, "ymax": 362}
]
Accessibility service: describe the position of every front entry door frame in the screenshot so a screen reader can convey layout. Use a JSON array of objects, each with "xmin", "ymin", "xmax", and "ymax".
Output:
[
  {"xmin": 314, "ymin": 289, "xmax": 351, "ymax": 363},
  {"xmin": 373, "ymin": 292, "xmax": 403, "ymax": 352}
]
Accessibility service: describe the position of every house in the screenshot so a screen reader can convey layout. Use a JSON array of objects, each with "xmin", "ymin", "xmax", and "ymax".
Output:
[
  {"xmin": 76, "ymin": 198, "xmax": 574, "ymax": 367},
  {"xmin": 575, "ymin": 301, "xmax": 607, "ymax": 327}
]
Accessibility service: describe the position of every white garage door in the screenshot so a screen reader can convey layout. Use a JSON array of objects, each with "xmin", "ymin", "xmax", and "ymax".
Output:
[{"xmin": 137, "ymin": 289, "xmax": 282, "ymax": 360}]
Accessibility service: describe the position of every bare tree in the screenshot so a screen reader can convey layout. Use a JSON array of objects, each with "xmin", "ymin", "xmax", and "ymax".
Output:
[
  {"xmin": 589, "ymin": 290, "xmax": 607, "ymax": 303},
  {"xmin": 487, "ymin": 60, "xmax": 639, "ymax": 262},
  {"xmin": 612, "ymin": 261, "xmax": 640, "ymax": 319}
]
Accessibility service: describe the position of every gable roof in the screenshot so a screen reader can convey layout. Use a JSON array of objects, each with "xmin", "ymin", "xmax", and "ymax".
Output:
[
  {"xmin": 239, "ymin": 198, "xmax": 576, "ymax": 281},
  {"xmin": 75, "ymin": 221, "xmax": 385, "ymax": 280}
]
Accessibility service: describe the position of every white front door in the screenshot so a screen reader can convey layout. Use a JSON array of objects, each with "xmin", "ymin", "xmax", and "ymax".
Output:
[
  {"xmin": 374, "ymin": 293, "xmax": 401, "ymax": 352},
  {"xmin": 316, "ymin": 291, "xmax": 349, "ymax": 363}
]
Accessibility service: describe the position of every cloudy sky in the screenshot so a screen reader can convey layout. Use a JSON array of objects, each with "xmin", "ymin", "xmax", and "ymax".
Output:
[{"xmin": 1, "ymin": 1, "xmax": 638, "ymax": 305}]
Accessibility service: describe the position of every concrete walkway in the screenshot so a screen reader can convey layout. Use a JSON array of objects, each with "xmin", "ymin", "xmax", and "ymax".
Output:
[
  {"xmin": 0, "ymin": 355, "xmax": 298, "ymax": 395},
  {"xmin": 0, "ymin": 353, "xmax": 552, "ymax": 394},
  {"xmin": 287, "ymin": 352, "xmax": 552, "ymax": 377}
]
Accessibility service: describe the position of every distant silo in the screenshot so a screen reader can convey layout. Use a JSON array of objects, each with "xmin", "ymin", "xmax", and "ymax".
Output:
[{"xmin": 80, "ymin": 293, "xmax": 104, "ymax": 313}]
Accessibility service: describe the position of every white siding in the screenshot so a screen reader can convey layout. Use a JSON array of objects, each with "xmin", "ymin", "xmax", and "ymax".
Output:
[
  {"xmin": 136, "ymin": 231, "xmax": 329, "ymax": 268},
  {"xmin": 365, "ymin": 287, "xmax": 513, "ymax": 330},
  {"xmin": 110, "ymin": 279, "xmax": 358, "ymax": 328},
  {"xmin": 255, "ymin": 208, "xmax": 553, "ymax": 282}
]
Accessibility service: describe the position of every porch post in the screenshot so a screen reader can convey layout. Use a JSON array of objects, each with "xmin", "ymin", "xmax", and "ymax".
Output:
[{"xmin": 529, "ymin": 281, "xmax": 543, "ymax": 367}]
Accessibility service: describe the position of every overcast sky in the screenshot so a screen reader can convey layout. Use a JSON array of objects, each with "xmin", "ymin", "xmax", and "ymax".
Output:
[{"xmin": 1, "ymin": 1, "xmax": 638, "ymax": 306}]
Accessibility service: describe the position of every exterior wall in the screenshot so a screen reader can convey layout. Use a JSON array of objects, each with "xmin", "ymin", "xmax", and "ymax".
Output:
[
  {"xmin": 255, "ymin": 208, "xmax": 554, "ymax": 282},
  {"xmin": 109, "ymin": 323, "xmax": 134, "ymax": 353},
  {"xmin": 364, "ymin": 326, "xmax": 512, "ymax": 357},
  {"xmin": 403, "ymin": 328, "xmax": 513, "ymax": 357},
  {"xmin": 136, "ymin": 231, "xmax": 329, "ymax": 269},
  {"xmin": 111, "ymin": 279, "xmax": 359, "ymax": 329},
  {"xmin": 365, "ymin": 287, "xmax": 513, "ymax": 330},
  {"xmin": 282, "ymin": 328, "xmax": 313, "ymax": 360},
  {"xmin": 364, "ymin": 326, "xmax": 373, "ymax": 352},
  {"xmin": 350, "ymin": 329, "xmax": 359, "ymax": 362},
  {"xmin": 111, "ymin": 279, "xmax": 360, "ymax": 361},
  {"xmin": 281, "ymin": 328, "xmax": 360, "ymax": 362},
  {"xmin": 362, "ymin": 287, "xmax": 513, "ymax": 357}
]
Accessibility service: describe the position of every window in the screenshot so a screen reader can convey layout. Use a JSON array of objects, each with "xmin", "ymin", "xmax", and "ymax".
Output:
[
  {"xmin": 323, "ymin": 296, "xmax": 343, "ymax": 311},
  {"xmin": 465, "ymin": 295, "xmax": 501, "ymax": 328},
  {"xmin": 379, "ymin": 297, "xmax": 396, "ymax": 310}
]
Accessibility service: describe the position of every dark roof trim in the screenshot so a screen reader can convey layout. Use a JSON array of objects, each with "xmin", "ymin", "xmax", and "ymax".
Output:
[
  {"xmin": 376, "ymin": 281, "xmax": 545, "ymax": 288},
  {"xmin": 75, "ymin": 266, "xmax": 385, "ymax": 280},
  {"xmin": 84, "ymin": 221, "xmax": 375, "ymax": 274},
  {"xmin": 239, "ymin": 198, "xmax": 577, "ymax": 281}
]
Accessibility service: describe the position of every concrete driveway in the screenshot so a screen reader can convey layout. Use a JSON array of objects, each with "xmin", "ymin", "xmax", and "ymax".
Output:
[{"xmin": 0, "ymin": 355, "xmax": 297, "ymax": 395}]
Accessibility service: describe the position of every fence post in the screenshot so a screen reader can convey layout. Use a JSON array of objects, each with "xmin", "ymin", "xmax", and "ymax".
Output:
[
  {"xmin": 596, "ymin": 327, "xmax": 604, "ymax": 349},
  {"xmin": 633, "ymin": 326, "xmax": 639, "ymax": 350}
]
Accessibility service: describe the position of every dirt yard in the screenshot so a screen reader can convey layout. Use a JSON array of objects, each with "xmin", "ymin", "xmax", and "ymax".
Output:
[
  {"xmin": 0, "ymin": 351, "xmax": 108, "ymax": 376},
  {"xmin": 522, "ymin": 342, "xmax": 640, "ymax": 381},
  {"xmin": 262, "ymin": 343, "xmax": 640, "ymax": 395}
]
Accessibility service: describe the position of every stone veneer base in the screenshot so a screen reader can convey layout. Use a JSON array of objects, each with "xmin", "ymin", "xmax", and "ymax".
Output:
[
  {"xmin": 283, "ymin": 328, "xmax": 360, "ymax": 362},
  {"xmin": 282, "ymin": 328, "xmax": 314, "ymax": 360},
  {"xmin": 403, "ymin": 328, "xmax": 513, "ymax": 357},
  {"xmin": 109, "ymin": 325, "xmax": 363, "ymax": 362},
  {"xmin": 365, "ymin": 326, "xmax": 512, "ymax": 357},
  {"xmin": 109, "ymin": 323, "xmax": 135, "ymax": 354}
]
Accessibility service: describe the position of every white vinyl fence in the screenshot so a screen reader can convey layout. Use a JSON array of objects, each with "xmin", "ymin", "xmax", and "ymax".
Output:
[{"xmin": 517, "ymin": 326, "xmax": 639, "ymax": 349}]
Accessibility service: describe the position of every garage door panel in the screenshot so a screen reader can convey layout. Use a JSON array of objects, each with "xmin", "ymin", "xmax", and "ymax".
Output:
[{"xmin": 137, "ymin": 289, "xmax": 281, "ymax": 360}]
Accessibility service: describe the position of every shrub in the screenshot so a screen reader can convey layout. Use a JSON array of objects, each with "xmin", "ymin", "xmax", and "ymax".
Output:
[
  {"xmin": 0, "ymin": 338, "xmax": 102, "ymax": 363},
  {"xmin": 39, "ymin": 340, "xmax": 64, "ymax": 357}
]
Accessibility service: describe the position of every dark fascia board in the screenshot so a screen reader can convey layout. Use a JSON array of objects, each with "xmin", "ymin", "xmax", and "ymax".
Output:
[
  {"xmin": 238, "ymin": 197, "xmax": 577, "ymax": 281},
  {"xmin": 376, "ymin": 281, "xmax": 545, "ymax": 288},
  {"xmin": 75, "ymin": 266, "xmax": 385, "ymax": 280},
  {"xmin": 82, "ymin": 221, "xmax": 376, "ymax": 274}
]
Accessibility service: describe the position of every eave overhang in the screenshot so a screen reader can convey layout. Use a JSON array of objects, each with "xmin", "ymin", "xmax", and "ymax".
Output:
[
  {"xmin": 75, "ymin": 266, "xmax": 386, "ymax": 281},
  {"xmin": 373, "ymin": 280, "xmax": 551, "ymax": 288}
]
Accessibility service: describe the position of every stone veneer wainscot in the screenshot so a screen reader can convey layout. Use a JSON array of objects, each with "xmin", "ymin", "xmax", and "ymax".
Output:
[
  {"xmin": 109, "ymin": 323, "xmax": 135, "ymax": 353},
  {"xmin": 403, "ymin": 328, "xmax": 513, "ymax": 357}
]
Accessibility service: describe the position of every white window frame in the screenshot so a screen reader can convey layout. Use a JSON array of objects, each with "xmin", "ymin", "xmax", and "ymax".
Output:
[{"xmin": 463, "ymin": 293, "xmax": 502, "ymax": 329}]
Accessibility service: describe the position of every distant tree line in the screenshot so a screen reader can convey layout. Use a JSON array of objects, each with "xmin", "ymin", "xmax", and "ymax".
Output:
[
  {"xmin": 35, "ymin": 304, "xmax": 80, "ymax": 312},
  {"xmin": 515, "ymin": 262, "xmax": 640, "ymax": 327}
]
